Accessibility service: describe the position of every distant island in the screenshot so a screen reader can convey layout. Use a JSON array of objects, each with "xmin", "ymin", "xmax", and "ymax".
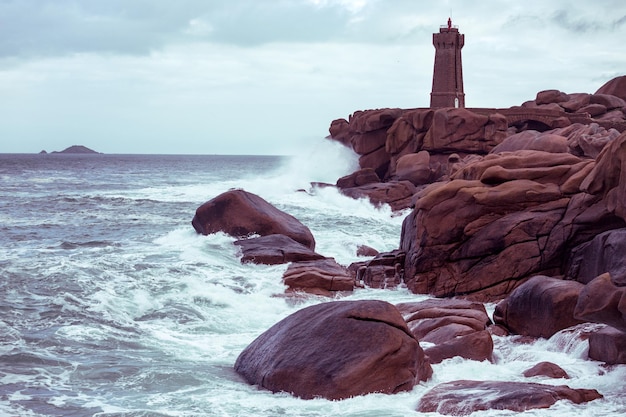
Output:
[{"xmin": 39, "ymin": 145, "xmax": 101, "ymax": 154}]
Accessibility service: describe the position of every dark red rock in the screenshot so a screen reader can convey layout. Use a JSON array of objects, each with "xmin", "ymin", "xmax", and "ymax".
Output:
[
  {"xmin": 397, "ymin": 298, "xmax": 493, "ymax": 364},
  {"xmin": 234, "ymin": 234, "xmax": 325, "ymax": 265},
  {"xmin": 581, "ymin": 130, "xmax": 626, "ymax": 222},
  {"xmin": 574, "ymin": 273, "xmax": 626, "ymax": 331},
  {"xmin": 588, "ymin": 325, "xmax": 626, "ymax": 364},
  {"xmin": 493, "ymin": 276, "xmax": 585, "ymax": 338},
  {"xmin": 578, "ymin": 103, "xmax": 608, "ymax": 117},
  {"xmin": 356, "ymin": 244, "xmax": 379, "ymax": 257},
  {"xmin": 567, "ymin": 229, "xmax": 626, "ymax": 285},
  {"xmin": 192, "ymin": 189, "xmax": 315, "ymax": 250},
  {"xmin": 536, "ymin": 89, "xmax": 570, "ymax": 105},
  {"xmin": 523, "ymin": 361, "xmax": 570, "ymax": 379},
  {"xmin": 340, "ymin": 180, "xmax": 416, "ymax": 211},
  {"xmin": 282, "ymin": 258, "xmax": 354, "ymax": 296},
  {"xmin": 595, "ymin": 75, "xmax": 626, "ymax": 101},
  {"xmin": 356, "ymin": 251, "xmax": 406, "ymax": 289},
  {"xmin": 336, "ymin": 168, "xmax": 380, "ymax": 189},
  {"xmin": 416, "ymin": 380, "xmax": 602, "ymax": 415},
  {"xmin": 234, "ymin": 300, "xmax": 432, "ymax": 400}
]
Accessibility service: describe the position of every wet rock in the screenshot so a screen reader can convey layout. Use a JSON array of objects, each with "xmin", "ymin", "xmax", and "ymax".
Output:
[
  {"xmin": 356, "ymin": 244, "xmax": 379, "ymax": 257},
  {"xmin": 339, "ymin": 180, "xmax": 416, "ymax": 211},
  {"xmin": 356, "ymin": 250, "xmax": 405, "ymax": 289},
  {"xmin": 523, "ymin": 361, "xmax": 570, "ymax": 379},
  {"xmin": 234, "ymin": 234, "xmax": 325, "ymax": 265},
  {"xmin": 588, "ymin": 325, "xmax": 626, "ymax": 364},
  {"xmin": 574, "ymin": 273, "xmax": 626, "ymax": 331},
  {"xmin": 282, "ymin": 258, "xmax": 354, "ymax": 296},
  {"xmin": 192, "ymin": 189, "xmax": 315, "ymax": 250},
  {"xmin": 493, "ymin": 276, "xmax": 585, "ymax": 338},
  {"xmin": 396, "ymin": 298, "xmax": 493, "ymax": 364},
  {"xmin": 416, "ymin": 380, "xmax": 602, "ymax": 415},
  {"xmin": 567, "ymin": 229, "xmax": 626, "ymax": 285},
  {"xmin": 336, "ymin": 168, "xmax": 380, "ymax": 189},
  {"xmin": 234, "ymin": 300, "xmax": 432, "ymax": 400}
]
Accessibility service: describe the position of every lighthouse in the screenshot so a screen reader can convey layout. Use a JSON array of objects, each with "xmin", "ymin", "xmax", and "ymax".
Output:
[{"xmin": 430, "ymin": 18, "xmax": 465, "ymax": 108}]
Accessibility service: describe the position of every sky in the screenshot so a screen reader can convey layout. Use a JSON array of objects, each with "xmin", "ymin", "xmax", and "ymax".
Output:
[{"xmin": 1, "ymin": 0, "xmax": 625, "ymax": 155}]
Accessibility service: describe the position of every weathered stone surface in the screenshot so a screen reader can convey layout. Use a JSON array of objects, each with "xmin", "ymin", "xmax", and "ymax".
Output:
[
  {"xmin": 336, "ymin": 168, "xmax": 380, "ymax": 189},
  {"xmin": 556, "ymin": 122, "xmax": 620, "ymax": 158},
  {"xmin": 416, "ymin": 380, "xmax": 602, "ymax": 415},
  {"xmin": 234, "ymin": 300, "xmax": 432, "ymax": 400},
  {"xmin": 581, "ymin": 130, "xmax": 626, "ymax": 222},
  {"xmin": 356, "ymin": 244, "xmax": 379, "ymax": 257},
  {"xmin": 356, "ymin": 250, "xmax": 405, "ymax": 289},
  {"xmin": 493, "ymin": 276, "xmax": 585, "ymax": 338},
  {"xmin": 397, "ymin": 299, "xmax": 493, "ymax": 364},
  {"xmin": 578, "ymin": 103, "xmax": 608, "ymax": 117},
  {"xmin": 492, "ymin": 130, "xmax": 568, "ymax": 153},
  {"xmin": 536, "ymin": 89, "xmax": 570, "ymax": 105},
  {"xmin": 523, "ymin": 362, "xmax": 570, "ymax": 379},
  {"xmin": 567, "ymin": 229, "xmax": 626, "ymax": 285},
  {"xmin": 422, "ymin": 108, "xmax": 507, "ymax": 154},
  {"xmin": 588, "ymin": 325, "xmax": 626, "ymax": 364},
  {"xmin": 595, "ymin": 75, "xmax": 626, "ymax": 101},
  {"xmin": 401, "ymin": 176, "xmax": 571, "ymax": 300},
  {"xmin": 234, "ymin": 234, "xmax": 325, "ymax": 265},
  {"xmin": 574, "ymin": 273, "xmax": 626, "ymax": 332},
  {"xmin": 340, "ymin": 180, "xmax": 416, "ymax": 211},
  {"xmin": 282, "ymin": 258, "xmax": 354, "ymax": 296},
  {"xmin": 192, "ymin": 189, "xmax": 315, "ymax": 250},
  {"xmin": 394, "ymin": 150, "xmax": 432, "ymax": 185},
  {"xmin": 590, "ymin": 93, "xmax": 626, "ymax": 110}
]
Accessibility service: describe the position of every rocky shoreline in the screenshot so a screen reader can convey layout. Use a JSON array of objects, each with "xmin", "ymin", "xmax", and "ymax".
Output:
[{"xmin": 192, "ymin": 75, "xmax": 626, "ymax": 414}]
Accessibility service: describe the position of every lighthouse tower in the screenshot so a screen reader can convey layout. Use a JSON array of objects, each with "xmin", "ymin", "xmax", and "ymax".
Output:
[{"xmin": 430, "ymin": 18, "xmax": 465, "ymax": 108}]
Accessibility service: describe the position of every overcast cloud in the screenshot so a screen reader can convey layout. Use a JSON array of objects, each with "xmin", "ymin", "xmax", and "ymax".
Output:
[{"xmin": 1, "ymin": 0, "xmax": 625, "ymax": 154}]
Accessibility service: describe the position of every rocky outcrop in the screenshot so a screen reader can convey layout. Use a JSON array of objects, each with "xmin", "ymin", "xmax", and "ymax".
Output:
[
  {"xmin": 493, "ymin": 276, "xmax": 585, "ymax": 338},
  {"xmin": 396, "ymin": 299, "xmax": 493, "ymax": 364},
  {"xmin": 234, "ymin": 300, "xmax": 432, "ymax": 400},
  {"xmin": 354, "ymin": 250, "xmax": 405, "ymax": 289},
  {"xmin": 234, "ymin": 234, "xmax": 324, "ymax": 265},
  {"xmin": 595, "ymin": 75, "xmax": 626, "ymax": 101},
  {"xmin": 192, "ymin": 189, "xmax": 315, "ymax": 250},
  {"xmin": 338, "ymin": 180, "xmax": 417, "ymax": 211},
  {"xmin": 282, "ymin": 258, "xmax": 355, "ymax": 296},
  {"xmin": 416, "ymin": 380, "xmax": 602, "ymax": 415}
]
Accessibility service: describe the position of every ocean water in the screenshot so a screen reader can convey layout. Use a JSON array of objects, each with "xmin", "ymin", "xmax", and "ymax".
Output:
[{"xmin": 1, "ymin": 141, "xmax": 625, "ymax": 417}]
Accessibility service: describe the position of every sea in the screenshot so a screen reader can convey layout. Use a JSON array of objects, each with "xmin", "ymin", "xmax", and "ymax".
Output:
[{"xmin": 1, "ymin": 140, "xmax": 625, "ymax": 417}]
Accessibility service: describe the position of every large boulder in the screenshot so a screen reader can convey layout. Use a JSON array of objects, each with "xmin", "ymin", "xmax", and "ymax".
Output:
[
  {"xmin": 234, "ymin": 300, "xmax": 432, "ymax": 400},
  {"xmin": 234, "ymin": 234, "xmax": 325, "ymax": 265},
  {"xmin": 523, "ymin": 362, "xmax": 570, "ymax": 379},
  {"xmin": 595, "ymin": 75, "xmax": 626, "ymax": 101},
  {"xmin": 493, "ymin": 276, "xmax": 585, "ymax": 338},
  {"xmin": 574, "ymin": 273, "xmax": 626, "ymax": 332},
  {"xmin": 282, "ymin": 258, "xmax": 355, "ymax": 296},
  {"xmin": 416, "ymin": 380, "xmax": 602, "ymax": 415},
  {"xmin": 567, "ymin": 229, "xmax": 626, "ymax": 285},
  {"xmin": 394, "ymin": 150, "xmax": 432, "ymax": 185},
  {"xmin": 396, "ymin": 299, "xmax": 493, "ymax": 364},
  {"xmin": 588, "ymin": 325, "xmax": 626, "ymax": 364},
  {"xmin": 192, "ymin": 189, "xmax": 315, "ymax": 250},
  {"xmin": 491, "ymin": 130, "xmax": 568, "ymax": 153}
]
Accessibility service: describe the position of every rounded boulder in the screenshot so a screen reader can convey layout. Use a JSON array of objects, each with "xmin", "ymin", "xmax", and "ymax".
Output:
[{"xmin": 234, "ymin": 300, "xmax": 432, "ymax": 400}]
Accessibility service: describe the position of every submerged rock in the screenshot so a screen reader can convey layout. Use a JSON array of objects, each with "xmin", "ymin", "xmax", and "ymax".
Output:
[
  {"xmin": 234, "ymin": 234, "xmax": 324, "ymax": 265},
  {"xmin": 523, "ymin": 361, "xmax": 570, "ymax": 379},
  {"xmin": 234, "ymin": 300, "xmax": 432, "ymax": 400},
  {"xmin": 416, "ymin": 380, "xmax": 602, "ymax": 415}
]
